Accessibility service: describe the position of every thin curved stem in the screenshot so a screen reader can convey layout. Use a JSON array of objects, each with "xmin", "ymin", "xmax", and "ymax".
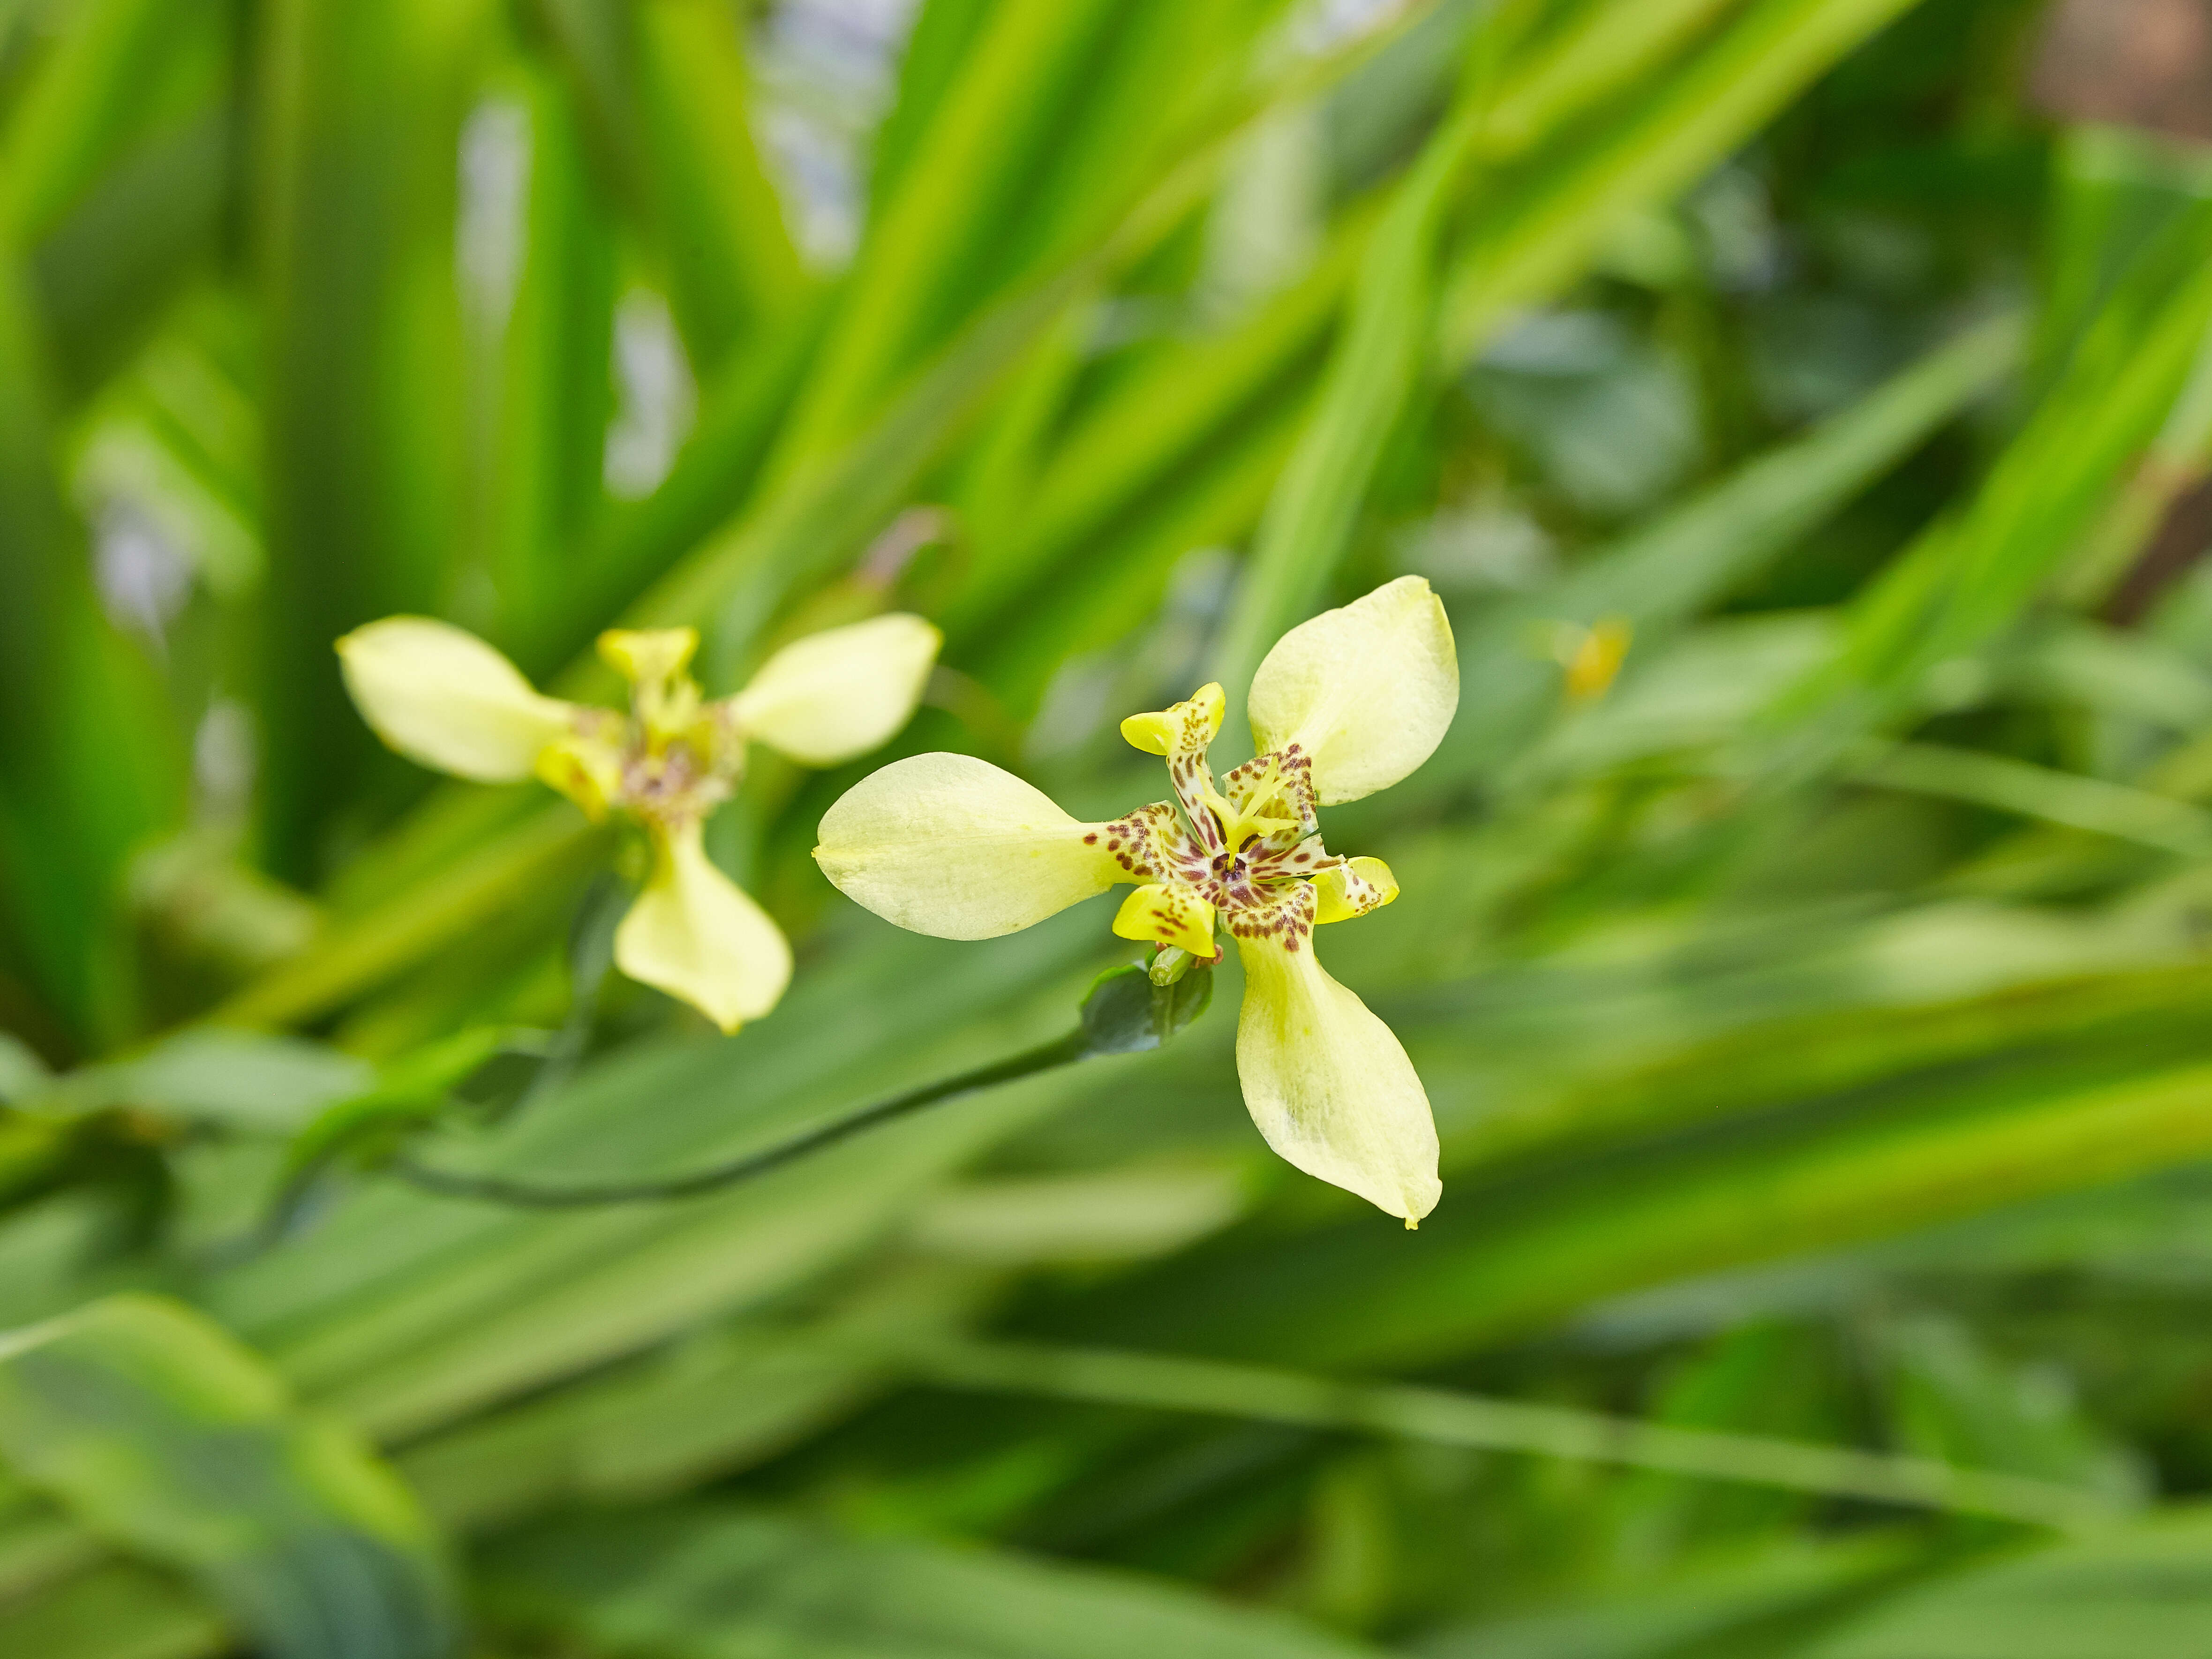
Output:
[{"xmin": 390, "ymin": 1029, "xmax": 1089, "ymax": 1209}]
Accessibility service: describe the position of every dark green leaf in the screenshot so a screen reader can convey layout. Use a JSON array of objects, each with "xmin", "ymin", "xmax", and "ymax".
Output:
[{"xmin": 0, "ymin": 1293, "xmax": 456, "ymax": 1659}]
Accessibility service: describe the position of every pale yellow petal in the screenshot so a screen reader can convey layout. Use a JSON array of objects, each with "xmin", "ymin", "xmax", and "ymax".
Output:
[
  {"xmin": 814, "ymin": 753, "xmax": 1123, "ymax": 940},
  {"xmin": 730, "ymin": 613, "xmax": 942, "ymax": 767},
  {"xmin": 1111, "ymin": 883, "xmax": 1217, "ymax": 958},
  {"xmin": 336, "ymin": 617, "xmax": 574, "ymax": 783},
  {"xmin": 1233, "ymin": 934, "xmax": 1439, "ymax": 1224},
  {"xmin": 1246, "ymin": 576, "xmax": 1459, "ymax": 805},
  {"xmin": 614, "ymin": 819, "xmax": 791, "ymax": 1033}
]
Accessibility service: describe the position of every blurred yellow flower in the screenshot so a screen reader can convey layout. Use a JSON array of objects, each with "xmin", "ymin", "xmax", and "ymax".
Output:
[
  {"xmin": 338, "ymin": 613, "xmax": 940, "ymax": 1033},
  {"xmin": 1555, "ymin": 616, "xmax": 1633, "ymax": 701},
  {"xmin": 814, "ymin": 578, "xmax": 1457, "ymax": 1225}
]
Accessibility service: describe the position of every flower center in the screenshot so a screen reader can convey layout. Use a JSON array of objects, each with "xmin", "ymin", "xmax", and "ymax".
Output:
[{"xmin": 622, "ymin": 734, "xmax": 734, "ymax": 825}]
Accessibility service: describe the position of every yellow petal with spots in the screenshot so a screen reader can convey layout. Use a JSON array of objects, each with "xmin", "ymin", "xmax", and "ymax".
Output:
[
  {"xmin": 1233, "ymin": 933, "xmax": 1439, "ymax": 1225},
  {"xmin": 1121, "ymin": 682, "xmax": 1224, "ymax": 756},
  {"xmin": 1111, "ymin": 883, "xmax": 1216, "ymax": 958},
  {"xmin": 730, "ymin": 613, "xmax": 941, "ymax": 767},
  {"xmin": 614, "ymin": 819, "xmax": 791, "ymax": 1033},
  {"xmin": 1247, "ymin": 576, "xmax": 1458, "ymax": 805},
  {"xmin": 336, "ymin": 617, "xmax": 575, "ymax": 783},
  {"xmin": 814, "ymin": 753, "xmax": 1124, "ymax": 940},
  {"xmin": 1313, "ymin": 856, "xmax": 1398, "ymax": 924}
]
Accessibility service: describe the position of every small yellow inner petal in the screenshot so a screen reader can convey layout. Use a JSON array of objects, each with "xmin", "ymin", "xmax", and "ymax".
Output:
[
  {"xmin": 534, "ymin": 725, "xmax": 627, "ymax": 822},
  {"xmin": 599, "ymin": 626, "xmax": 713, "ymax": 750},
  {"xmin": 598, "ymin": 626, "xmax": 699, "ymax": 686},
  {"xmin": 1120, "ymin": 682, "xmax": 1225, "ymax": 756},
  {"xmin": 1111, "ymin": 883, "xmax": 1217, "ymax": 958},
  {"xmin": 1313, "ymin": 856, "xmax": 1399, "ymax": 924}
]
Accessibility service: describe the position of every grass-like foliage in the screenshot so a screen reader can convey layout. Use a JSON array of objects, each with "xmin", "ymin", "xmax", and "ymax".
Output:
[{"xmin": 9, "ymin": 0, "xmax": 2212, "ymax": 1653}]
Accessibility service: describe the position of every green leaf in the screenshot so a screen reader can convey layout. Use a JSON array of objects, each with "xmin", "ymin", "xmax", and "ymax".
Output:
[
  {"xmin": 1211, "ymin": 85, "xmax": 1482, "ymax": 722},
  {"xmin": 1389, "ymin": 312, "xmax": 2017, "ymax": 813},
  {"xmin": 632, "ymin": 0, "xmax": 806, "ymax": 377},
  {"xmin": 775, "ymin": 0, "xmax": 1125, "ymax": 461},
  {"xmin": 0, "ymin": 0, "xmax": 217, "ymax": 246},
  {"xmin": 1799, "ymin": 1506, "xmax": 2212, "ymax": 1659},
  {"xmin": 907, "ymin": 1338, "xmax": 2119, "ymax": 1529},
  {"xmin": 1414, "ymin": 1538, "xmax": 1920, "ymax": 1659},
  {"xmin": 0, "ymin": 255, "xmax": 183, "ymax": 1050},
  {"xmin": 1849, "ymin": 744, "xmax": 2212, "ymax": 856},
  {"xmin": 0, "ymin": 1032, "xmax": 50, "ymax": 1102},
  {"xmin": 477, "ymin": 55, "xmax": 620, "ymax": 664},
  {"xmin": 209, "ymin": 920, "xmax": 1114, "ymax": 1440},
  {"xmin": 1783, "ymin": 200, "xmax": 2212, "ymax": 745},
  {"xmin": 253, "ymin": 0, "xmax": 494, "ymax": 881},
  {"xmin": 17, "ymin": 1028, "xmax": 371, "ymax": 1133},
  {"xmin": 481, "ymin": 1502, "xmax": 1377, "ymax": 1659},
  {"xmin": 1079, "ymin": 963, "xmax": 1217, "ymax": 1057},
  {"xmin": 30, "ymin": 104, "xmax": 229, "ymax": 404},
  {"xmin": 1437, "ymin": 0, "xmax": 1926, "ymax": 364},
  {"xmin": 0, "ymin": 1293, "xmax": 456, "ymax": 1659},
  {"xmin": 1476, "ymin": 0, "xmax": 1740, "ymax": 158},
  {"xmin": 0, "ymin": 1561, "xmax": 227, "ymax": 1659},
  {"xmin": 1055, "ymin": 973, "xmax": 2212, "ymax": 1369},
  {"xmin": 271, "ymin": 1025, "xmax": 520, "ymax": 1211}
]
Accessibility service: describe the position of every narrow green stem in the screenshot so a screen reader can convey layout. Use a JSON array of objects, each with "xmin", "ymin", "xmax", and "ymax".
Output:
[
  {"xmin": 907, "ymin": 1339, "xmax": 2128, "ymax": 1533},
  {"xmin": 391, "ymin": 1030, "xmax": 1089, "ymax": 1209}
]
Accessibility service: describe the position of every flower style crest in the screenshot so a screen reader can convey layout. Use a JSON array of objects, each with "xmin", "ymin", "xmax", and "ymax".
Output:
[
  {"xmin": 339, "ymin": 611, "xmax": 940, "ymax": 1033},
  {"xmin": 813, "ymin": 577, "xmax": 1456, "ymax": 1224}
]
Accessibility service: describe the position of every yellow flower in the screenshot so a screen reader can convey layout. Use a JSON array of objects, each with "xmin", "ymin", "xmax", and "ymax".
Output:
[
  {"xmin": 813, "ymin": 577, "xmax": 1457, "ymax": 1225},
  {"xmin": 1554, "ymin": 616, "xmax": 1632, "ymax": 701},
  {"xmin": 338, "ymin": 612, "xmax": 941, "ymax": 1033}
]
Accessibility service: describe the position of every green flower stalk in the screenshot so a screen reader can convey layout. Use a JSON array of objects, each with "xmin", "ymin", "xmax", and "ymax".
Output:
[
  {"xmin": 337, "ymin": 614, "xmax": 940, "ymax": 1033},
  {"xmin": 814, "ymin": 578, "xmax": 1458, "ymax": 1226}
]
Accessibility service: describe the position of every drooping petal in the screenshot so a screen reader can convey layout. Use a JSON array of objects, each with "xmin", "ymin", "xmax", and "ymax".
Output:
[
  {"xmin": 1233, "ymin": 934, "xmax": 1440, "ymax": 1225},
  {"xmin": 814, "ymin": 753, "xmax": 1125, "ymax": 940},
  {"xmin": 1312, "ymin": 856, "xmax": 1398, "ymax": 924},
  {"xmin": 1111, "ymin": 883, "xmax": 1217, "ymax": 958},
  {"xmin": 614, "ymin": 819, "xmax": 791, "ymax": 1033},
  {"xmin": 336, "ymin": 617, "xmax": 575, "ymax": 783},
  {"xmin": 1246, "ymin": 576, "xmax": 1459, "ymax": 805},
  {"xmin": 729, "ymin": 613, "xmax": 942, "ymax": 767}
]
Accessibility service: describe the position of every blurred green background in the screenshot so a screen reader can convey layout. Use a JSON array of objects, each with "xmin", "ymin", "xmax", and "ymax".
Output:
[{"xmin": 14, "ymin": 0, "xmax": 2212, "ymax": 1653}]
